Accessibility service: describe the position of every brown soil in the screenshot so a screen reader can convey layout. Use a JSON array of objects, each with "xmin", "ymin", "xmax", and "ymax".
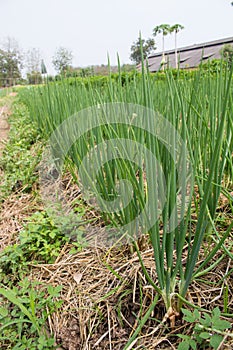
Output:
[
  {"xmin": 0, "ymin": 92, "xmax": 17, "ymax": 155},
  {"xmin": 0, "ymin": 104, "xmax": 10, "ymax": 157}
]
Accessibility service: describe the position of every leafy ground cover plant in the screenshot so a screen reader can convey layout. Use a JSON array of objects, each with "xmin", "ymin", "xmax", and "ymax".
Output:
[
  {"xmin": 177, "ymin": 307, "xmax": 232, "ymax": 350},
  {"xmin": 0, "ymin": 208, "xmax": 86, "ymax": 278}
]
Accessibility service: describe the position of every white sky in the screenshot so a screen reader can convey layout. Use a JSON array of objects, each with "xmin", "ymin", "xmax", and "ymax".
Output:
[{"xmin": 0, "ymin": 0, "xmax": 232, "ymax": 74}]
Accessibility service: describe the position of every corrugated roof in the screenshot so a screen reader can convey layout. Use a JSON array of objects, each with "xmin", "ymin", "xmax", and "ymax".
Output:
[{"xmin": 142, "ymin": 37, "xmax": 233, "ymax": 72}]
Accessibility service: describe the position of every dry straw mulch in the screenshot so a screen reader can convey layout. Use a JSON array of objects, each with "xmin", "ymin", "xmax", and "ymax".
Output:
[
  {"xmin": 0, "ymin": 190, "xmax": 42, "ymax": 250},
  {"xmin": 29, "ymin": 239, "xmax": 233, "ymax": 350}
]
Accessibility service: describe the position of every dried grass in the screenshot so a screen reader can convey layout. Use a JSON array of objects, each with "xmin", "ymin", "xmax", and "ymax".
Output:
[
  {"xmin": 28, "ymin": 239, "xmax": 233, "ymax": 350},
  {"xmin": 0, "ymin": 190, "xmax": 43, "ymax": 250}
]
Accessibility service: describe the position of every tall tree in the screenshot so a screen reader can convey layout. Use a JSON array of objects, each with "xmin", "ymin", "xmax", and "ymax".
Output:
[
  {"xmin": 25, "ymin": 48, "xmax": 42, "ymax": 84},
  {"xmin": 130, "ymin": 36, "xmax": 156, "ymax": 65},
  {"xmin": 52, "ymin": 47, "xmax": 73, "ymax": 75},
  {"xmin": 170, "ymin": 24, "xmax": 184, "ymax": 69},
  {"xmin": 0, "ymin": 37, "xmax": 23, "ymax": 86},
  {"xmin": 153, "ymin": 24, "xmax": 172, "ymax": 70},
  {"xmin": 26, "ymin": 48, "xmax": 41, "ymax": 74}
]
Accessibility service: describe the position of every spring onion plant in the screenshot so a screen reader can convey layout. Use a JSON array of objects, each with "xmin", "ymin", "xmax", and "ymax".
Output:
[{"xmin": 20, "ymin": 60, "xmax": 233, "ymax": 315}]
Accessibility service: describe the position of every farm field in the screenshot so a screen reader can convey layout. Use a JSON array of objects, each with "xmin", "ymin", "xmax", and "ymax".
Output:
[{"xmin": 0, "ymin": 66, "xmax": 233, "ymax": 349}]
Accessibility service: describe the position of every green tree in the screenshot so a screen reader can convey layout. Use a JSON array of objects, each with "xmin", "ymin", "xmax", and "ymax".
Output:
[
  {"xmin": 52, "ymin": 47, "xmax": 73, "ymax": 75},
  {"xmin": 0, "ymin": 37, "xmax": 23, "ymax": 87},
  {"xmin": 130, "ymin": 36, "xmax": 156, "ymax": 65},
  {"xmin": 153, "ymin": 24, "xmax": 172, "ymax": 70},
  {"xmin": 26, "ymin": 48, "xmax": 42, "ymax": 84},
  {"xmin": 170, "ymin": 24, "xmax": 184, "ymax": 69},
  {"xmin": 26, "ymin": 48, "xmax": 41, "ymax": 73},
  {"xmin": 220, "ymin": 44, "xmax": 233, "ymax": 67},
  {"xmin": 27, "ymin": 71, "xmax": 42, "ymax": 85}
]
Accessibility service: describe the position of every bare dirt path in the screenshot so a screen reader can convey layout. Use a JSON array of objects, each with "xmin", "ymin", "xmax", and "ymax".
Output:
[
  {"xmin": 0, "ymin": 94, "xmax": 12, "ymax": 184},
  {"xmin": 0, "ymin": 92, "xmax": 18, "ymax": 156},
  {"xmin": 0, "ymin": 96, "xmax": 13, "ymax": 249},
  {"xmin": 0, "ymin": 93, "xmax": 29, "ymax": 250},
  {"xmin": 0, "ymin": 104, "xmax": 10, "ymax": 157}
]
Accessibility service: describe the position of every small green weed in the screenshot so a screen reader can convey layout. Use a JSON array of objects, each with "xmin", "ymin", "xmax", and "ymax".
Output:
[
  {"xmin": 19, "ymin": 211, "xmax": 71, "ymax": 263},
  {"xmin": 177, "ymin": 307, "xmax": 232, "ymax": 350},
  {"xmin": 0, "ymin": 278, "xmax": 62, "ymax": 349},
  {"xmin": 0, "ymin": 208, "xmax": 84, "ymax": 349},
  {"xmin": 0, "ymin": 210, "xmax": 85, "ymax": 281}
]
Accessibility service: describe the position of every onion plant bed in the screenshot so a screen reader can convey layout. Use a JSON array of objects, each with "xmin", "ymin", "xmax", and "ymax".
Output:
[
  {"xmin": 20, "ymin": 64, "xmax": 233, "ymax": 303},
  {"xmin": 0, "ymin": 64, "xmax": 232, "ymax": 349}
]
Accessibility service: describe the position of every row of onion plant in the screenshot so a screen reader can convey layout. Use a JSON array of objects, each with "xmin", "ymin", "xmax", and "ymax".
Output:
[{"xmin": 20, "ymin": 62, "xmax": 233, "ymax": 317}]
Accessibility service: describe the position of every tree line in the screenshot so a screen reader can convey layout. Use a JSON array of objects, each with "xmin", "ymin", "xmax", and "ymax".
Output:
[{"xmin": 0, "ymin": 38, "xmax": 74, "ymax": 87}]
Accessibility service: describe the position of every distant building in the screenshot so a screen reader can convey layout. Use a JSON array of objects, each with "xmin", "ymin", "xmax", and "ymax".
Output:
[{"xmin": 143, "ymin": 37, "xmax": 233, "ymax": 72}]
